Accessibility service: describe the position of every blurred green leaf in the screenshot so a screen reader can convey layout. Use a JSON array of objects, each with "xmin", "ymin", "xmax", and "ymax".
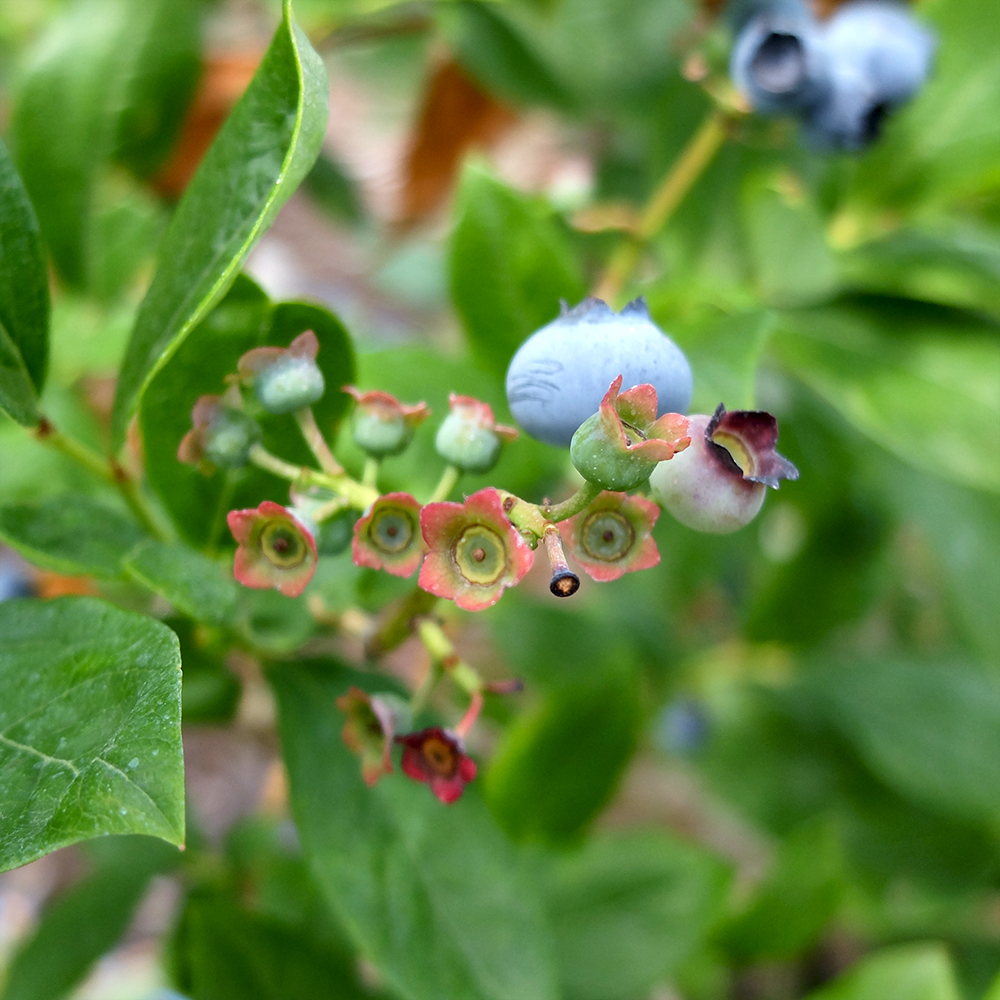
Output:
[
  {"xmin": 10, "ymin": 0, "xmax": 201, "ymax": 287},
  {"xmin": 805, "ymin": 943, "xmax": 961, "ymax": 1000},
  {"xmin": 838, "ymin": 224, "xmax": 1000, "ymax": 319},
  {"xmin": 0, "ymin": 326, "xmax": 38, "ymax": 428},
  {"xmin": 171, "ymin": 894, "xmax": 371, "ymax": 1000},
  {"xmin": 0, "ymin": 137, "xmax": 48, "ymax": 399},
  {"xmin": 142, "ymin": 279, "xmax": 356, "ymax": 549},
  {"xmin": 167, "ymin": 618, "xmax": 241, "ymax": 723},
  {"xmin": 124, "ymin": 541, "xmax": 241, "ymax": 626},
  {"xmin": 302, "ymin": 152, "xmax": 363, "ymax": 224},
  {"xmin": 0, "ymin": 494, "xmax": 145, "ymax": 577},
  {"xmin": 804, "ymin": 657, "xmax": 1000, "ymax": 826},
  {"xmin": 742, "ymin": 170, "xmax": 838, "ymax": 306},
  {"xmin": 273, "ymin": 660, "xmax": 559, "ymax": 1000},
  {"xmin": 0, "ymin": 597, "xmax": 184, "ymax": 872},
  {"xmin": 439, "ymin": 2, "xmax": 573, "ymax": 110},
  {"xmin": 484, "ymin": 666, "xmax": 641, "ymax": 842},
  {"xmin": 770, "ymin": 299, "xmax": 1000, "ymax": 494},
  {"xmin": 449, "ymin": 167, "xmax": 585, "ymax": 379},
  {"xmin": 984, "ymin": 968, "xmax": 1000, "ymax": 1000},
  {"xmin": 716, "ymin": 818, "xmax": 843, "ymax": 963},
  {"xmin": 0, "ymin": 835, "xmax": 179, "ymax": 1000},
  {"xmin": 111, "ymin": 1, "xmax": 329, "ymax": 448},
  {"xmin": 544, "ymin": 831, "xmax": 731, "ymax": 1000},
  {"xmin": 845, "ymin": 0, "xmax": 1000, "ymax": 213}
]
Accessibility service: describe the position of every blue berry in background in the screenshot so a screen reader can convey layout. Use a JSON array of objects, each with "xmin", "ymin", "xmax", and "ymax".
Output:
[
  {"xmin": 729, "ymin": 0, "xmax": 829, "ymax": 115},
  {"xmin": 655, "ymin": 698, "xmax": 710, "ymax": 756},
  {"xmin": 505, "ymin": 297, "xmax": 693, "ymax": 449},
  {"xmin": 0, "ymin": 551, "xmax": 33, "ymax": 602},
  {"xmin": 804, "ymin": 0, "xmax": 935, "ymax": 151}
]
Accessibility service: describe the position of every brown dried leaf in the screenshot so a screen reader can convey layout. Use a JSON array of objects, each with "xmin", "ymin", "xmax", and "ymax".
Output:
[{"xmin": 395, "ymin": 57, "xmax": 516, "ymax": 230}]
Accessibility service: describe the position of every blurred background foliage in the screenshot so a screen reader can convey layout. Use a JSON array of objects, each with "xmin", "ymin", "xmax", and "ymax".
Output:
[{"xmin": 0, "ymin": 0, "xmax": 998, "ymax": 998}]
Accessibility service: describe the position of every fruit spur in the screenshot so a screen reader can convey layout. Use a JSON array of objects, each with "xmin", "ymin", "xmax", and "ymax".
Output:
[{"xmin": 178, "ymin": 296, "xmax": 798, "ymax": 802}]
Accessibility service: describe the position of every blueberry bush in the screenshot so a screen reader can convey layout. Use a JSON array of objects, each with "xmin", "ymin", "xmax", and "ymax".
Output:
[{"xmin": 0, "ymin": 0, "xmax": 998, "ymax": 997}]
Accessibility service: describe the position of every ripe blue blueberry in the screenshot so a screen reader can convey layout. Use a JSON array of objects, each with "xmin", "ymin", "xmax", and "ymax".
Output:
[
  {"xmin": 505, "ymin": 298, "xmax": 693, "ymax": 448},
  {"xmin": 729, "ymin": 0, "xmax": 829, "ymax": 115},
  {"xmin": 803, "ymin": 1, "xmax": 935, "ymax": 151}
]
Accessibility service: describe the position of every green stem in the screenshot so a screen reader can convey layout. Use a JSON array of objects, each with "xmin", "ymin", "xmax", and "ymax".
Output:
[
  {"xmin": 34, "ymin": 419, "xmax": 168, "ymax": 540},
  {"xmin": 294, "ymin": 407, "xmax": 343, "ymax": 475},
  {"xmin": 409, "ymin": 657, "xmax": 442, "ymax": 718},
  {"xmin": 311, "ymin": 495, "xmax": 351, "ymax": 522},
  {"xmin": 364, "ymin": 586, "xmax": 439, "ymax": 660},
  {"xmin": 592, "ymin": 108, "xmax": 730, "ymax": 304},
  {"xmin": 416, "ymin": 619, "xmax": 482, "ymax": 695},
  {"xmin": 541, "ymin": 480, "xmax": 602, "ymax": 522},
  {"xmin": 427, "ymin": 465, "xmax": 461, "ymax": 504},
  {"xmin": 248, "ymin": 443, "xmax": 378, "ymax": 510},
  {"xmin": 362, "ymin": 457, "xmax": 380, "ymax": 490}
]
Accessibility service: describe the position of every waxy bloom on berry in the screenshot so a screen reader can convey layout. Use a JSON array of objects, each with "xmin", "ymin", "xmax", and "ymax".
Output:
[
  {"xmin": 570, "ymin": 376, "xmax": 690, "ymax": 491},
  {"xmin": 434, "ymin": 395, "xmax": 518, "ymax": 474},
  {"xmin": 419, "ymin": 488, "xmax": 533, "ymax": 611},
  {"xmin": 344, "ymin": 386, "xmax": 430, "ymax": 457},
  {"xmin": 650, "ymin": 404, "xmax": 799, "ymax": 533},
  {"xmin": 177, "ymin": 393, "xmax": 260, "ymax": 472},
  {"xmin": 337, "ymin": 686, "xmax": 401, "ymax": 786},
  {"xmin": 560, "ymin": 491, "xmax": 661, "ymax": 582},
  {"xmin": 395, "ymin": 726, "xmax": 477, "ymax": 804},
  {"xmin": 352, "ymin": 492, "xmax": 425, "ymax": 578},
  {"xmin": 227, "ymin": 501, "xmax": 318, "ymax": 597},
  {"xmin": 237, "ymin": 330, "xmax": 325, "ymax": 415}
]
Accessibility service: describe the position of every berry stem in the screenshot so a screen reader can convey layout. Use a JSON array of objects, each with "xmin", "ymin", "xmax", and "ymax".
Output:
[
  {"xmin": 427, "ymin": 465, "xmax": 461, "ymax": 504},
  {"xmin": 362, "ymin": 457, "xmax": 380, "ymax": 490},
  {"xmin": 593, "ymin": 108, "xmax": 730, "ymax": 303},
  {"xmin": 542, "ymin": 480, "xmax": 602, "ymax": 522},
  {"xmin": 364, "ymin": 586, "xmax": 439, "ymax": 659},
  {"xmin": 417, "ymin": 618, "xmax": 483, "ymax": 696},
  {"xmin": 294, "ymin": 407, "xmax": 343, "ymax": 475},
  {"xmin": 32, "ymin": 418, "xmax": 169, "ymax": 541},
  {"xmin": 247, "ymin": 443, "xmax": 378, "ymax": 510},
  {"xmin": 454, "ymin": 691, "xmax": 484, "ymax": 739}
]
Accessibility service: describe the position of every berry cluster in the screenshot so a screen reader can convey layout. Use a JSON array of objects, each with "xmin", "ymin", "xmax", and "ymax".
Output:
[
  {"xmin": 729, "ymin": 0, "xmax": 935, "ymax": 150},
  {"xmin": 179, "ymin": 299, "xmax": 798, "ymax": 802}
]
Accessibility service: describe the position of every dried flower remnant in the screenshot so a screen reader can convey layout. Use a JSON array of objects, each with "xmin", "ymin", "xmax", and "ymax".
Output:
[
  {"xmin": 337, "ymin": 686, "xmax": 400, "ymax": 786},
  {"xmin": 395, "ymin": 726, "xmax": 477, "ymax": 804},
  {"xmin": 227, "ymin": 501, "xmax": 318, "ymax": 597},
  {"xmin": 419, "ymin": 488, "xmax": 533, "ymax": 611},
  {"xmin": 177, "ymin": 392, "xmax": 260, "ymax": 472},
  {"xmin": 560, "ymin": 491, "xmax": 661, "ymax": 582},
  {"xmin": 352, "ymin": 492, "xmax": 425, "ymax": 578}
]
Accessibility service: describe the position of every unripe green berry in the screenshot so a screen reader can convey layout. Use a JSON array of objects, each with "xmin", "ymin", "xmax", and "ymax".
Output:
[
  {"xmin": 254, "ymin": 355, "xmax": 325, "ymax": 415},
  {"xmin": 203, "ymin": 408, "xmax": 261, "ymax": 469}
]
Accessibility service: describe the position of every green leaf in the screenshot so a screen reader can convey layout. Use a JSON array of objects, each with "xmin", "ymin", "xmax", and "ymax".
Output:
[
  {"xmin": 741, "ymin": 170, "xmax": 838, "ymax": 307},
  {"xmin": 449, "ymin": 166, "xmax": 585, "ymax": 379},
  {"xmin": 0, "ymin": 835, "xmax": 179, "ymax": 1000},
  {"xmin": 123, "ymin": 541, "xmax": 241, "ymax": 626},
  {"xmin": 838, "ymin": 224, "xmax": 1000, "ymax": 319},
  {"xmin": 805, "ymin": 943, "xmax": 961, "ymax": 1000},
  {"xmin": 544, "ymin": 831, "xmax": 731, "ymax": 1000},
  {"xmin": 804, "ymin": 657, "xmax": 1000, "ymax": 826},
  {"xmin": 716, "ymin": 818, "xmax": 843, "ymax": 963},
  {"xmin": 484, "ymin": 667, "xmax": 641, "ymax": 843},
  {"xmin": 0, "ymin": 137, "xmax": 49, "ymax": 396},
  {"xmin": 0, "ymin": 597, "xmax": 185, "ymax": 873},
  {"xmin": 141, "ymin": 279, "xmax": 356, "ymax": 548},
  {"xmin": 302, "ymin": 152, "xmax": 364, "ymax": 224},
  {"xmin": 770, "ymin": 299, "xmax": 1000, "ymax": 494},
  {"xmin": 0, "ymin": 324, "xmax": 39, "ymax": 428},
  {"xmin": 272, "ymin": 660, "xmax": 559, "ymax": 1000},
  {"xmin": 111, "ymin": 1, "xmax": 330, "ymax": 449},
  {"xmin": 171, "ymin": 894, "xmax": 373, "ymax": 1000},
  {"xmin": 439, "ymin": 2, "xmax": 573, "ymax": 110},
  {"xmin": 0, "ymin": 494, "xmax": 146, "ymax": 577},
  {"xmin": 9, "ymin": 0, "xmax": 201, "ymax": 288}
]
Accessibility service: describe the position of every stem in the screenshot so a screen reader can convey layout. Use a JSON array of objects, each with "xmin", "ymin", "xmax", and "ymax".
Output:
[
  {"xmin": 592, "ymin": 109, "xmax": 729, "ymax": 304},
  {"xmin": 294, "ymin": 407, "xmax": 343, "ymax": 474},
  {"xmin": 248, "ymin": 443, "xmax": 378, "ymax": 510},
  {"xmin": 409, "ymin": 658, "xmax": 442, "ymax": 718},
  {"xmin": 206, "ymin": 468, "xmax": 237, "ymax": 555},
  {"xmin": 311, "ymin": 495, "xmax": 351, "ymax": 522},
  {"xmin": 365, "ymin": 586, "xmax": 439, "ymax": 659},
  {"xmin": 416, "ymin": 618, "xmax": 482, "ymax": 695},
  {"xmin": 454, "ymin": 691, "xmax": 484, "ymax": 739},
  {"xmin": 362, "ymin": 457, "xmax": 380, "ymax": 490},
  {"xmin": 542, "ymin": 480, "xmax": 602, "ymax": 522},
  {"xmin": 427, "ymin": 465, "xmax": 461, "ymax": 504},
  {"xmin": 34, "ymin": 419, "xmax": 168, "ymax": 540},
  {"xmin": 543, "ymin": 525, "xmax": 580, "ymax": 598}
]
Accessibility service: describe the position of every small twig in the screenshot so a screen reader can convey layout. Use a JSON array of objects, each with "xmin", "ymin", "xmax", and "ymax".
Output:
[
  {"xmin": 294, "ymin": 407, "xmax": 343, "ymax": 474},
  {"xmin": 427, "ymin": 465, "xmax": 461, "ymax": 504}
]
